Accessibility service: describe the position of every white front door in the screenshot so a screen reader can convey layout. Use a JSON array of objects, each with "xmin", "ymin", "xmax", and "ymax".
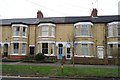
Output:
[{"xmin": 98, "ymin": 47, "xmax": 104, "ymax": 59}]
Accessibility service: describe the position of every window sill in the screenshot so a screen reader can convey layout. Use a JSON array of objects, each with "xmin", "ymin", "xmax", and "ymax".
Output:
[
  {"xmin": 75, "ymin": 36, "xmax": 93, "ymax": 38},
  {"xmin": 108, "ymin": 56, "xmax": 113, "ymax": 58},
  {"xmin": 107, "ymin": 36, "xmax": 120, "ymax": 38},
  {"xmin": 38, "ymin": 36, "xmax": 55, "ymax": 38},
  {"xmin": 10, "ymin": 54, "xmax": 26, "ymax": 55},
  {"xmin": 12, "ymin": 36, "xmax": 27, "ymax": 38},
  {"xmin": 74, "ymin": 55, "xmax": 94, "ymax": 58}
]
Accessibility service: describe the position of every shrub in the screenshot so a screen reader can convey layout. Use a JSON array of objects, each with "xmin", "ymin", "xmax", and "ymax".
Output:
[
  {"xmin": 35, "ymin": 53, "xmax": 45, "ymax": 61},
  {"xmin": 23, "ymin": 55, "xmax": 34, "ymax": 60}
]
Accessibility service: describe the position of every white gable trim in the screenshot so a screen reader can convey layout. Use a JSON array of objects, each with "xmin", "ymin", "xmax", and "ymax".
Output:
[
  {"xmin": 38, "ymin": 23, "xmax": 56, "ymax": 27},
  {"xmin": 12, "ymin": 24, "xmax": 28, "ymax": 27},
  {"xmin": 74, "ymin": 22, "xmax": 93, "ymax": 26},
  {"xmin": 108, "ymin": 41, "xmax": 120, "ymax": 44},
  {"xmin": 11, "ymin": 41, "xmax": 27, "ymax": 43},
  {"xmin": 37, "ymin": 41, "xmax": 55, "ymax": 43}
]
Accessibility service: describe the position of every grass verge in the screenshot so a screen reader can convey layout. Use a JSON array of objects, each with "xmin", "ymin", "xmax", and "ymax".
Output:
[{"xmin": 2, "ymin": 65, "xmax": 120, "ymax": 78}]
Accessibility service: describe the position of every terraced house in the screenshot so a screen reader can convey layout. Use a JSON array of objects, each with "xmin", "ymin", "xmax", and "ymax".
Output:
[{"xmin": 0, "ymin": 9, "xmax": 120, "ymax": 63}]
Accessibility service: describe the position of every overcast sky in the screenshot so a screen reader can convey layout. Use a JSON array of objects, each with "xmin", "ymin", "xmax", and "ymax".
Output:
[{"xmin": 0, "ymin": 0, "xmax": 120, "ymax": 19}]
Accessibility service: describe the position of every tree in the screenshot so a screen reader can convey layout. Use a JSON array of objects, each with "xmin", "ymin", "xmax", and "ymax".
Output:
[{"xmin": 67, "ymin": 33, "xmax": 76, "ymax": 67}]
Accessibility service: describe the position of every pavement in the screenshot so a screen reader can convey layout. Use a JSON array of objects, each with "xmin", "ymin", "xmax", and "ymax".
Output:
[{"xmin": 2, "ymin": 62, "xmax": 119, "ymax": 69}]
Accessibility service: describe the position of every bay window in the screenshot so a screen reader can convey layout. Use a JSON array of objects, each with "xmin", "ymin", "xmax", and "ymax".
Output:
[
  {"xmin": 22, "ymin": 43, "xmax": 26, "ymax": 54},
  {"xmin": 22, "ymin": 27, "xmax": 27, "ymax": 36},
  {"xmin": 51, "ymin": 27, "xmax": 55, "ymax": 36},
  {"xmin": 51, "ymin": 43, "xmax": 54, "ymax": 55},
  {"xmin": 13, "ymin": 26, "xmax": 20, "ymax": 36},
  {"xmin": 117, "ymin": 23, "xmax": 120, "ymax": 36},
  {"xmin": 42, "ymin": 43, "xmax": 48, "ymax": 54},
  {"xmin": 42, "ymin": 26, "xmax": 49, "ymax": 36},
  {"xmin": 81, "ymin": 44, "xmax": 88, "ymax": 56},
  {"xmin": 13, "ymin": 43, "xmax": 19, "ymax": 54},
  {"xmin": 108, "ymin": 24, "xmax": 113, "ymax": 37},
  {"xmin": 81, "ymin": 24, "xmax": 88, "ymax": 36}
]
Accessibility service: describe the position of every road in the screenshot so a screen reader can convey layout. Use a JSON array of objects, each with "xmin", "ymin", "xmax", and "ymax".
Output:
[{"xmin": 1, "ymin": 77, "xmax": 120, "ymax": 80}]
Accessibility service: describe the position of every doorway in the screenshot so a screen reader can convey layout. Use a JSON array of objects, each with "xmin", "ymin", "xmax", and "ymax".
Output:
[
  {"xmin": 30, "ymin": 47, "xmax": 34, "ymax": 55},
  {"xmin": 58, "ymin": 44, "xmax": 63, "ymax": 59},
  {"xmin": 4, "ymin": 44, "xmax": 8, "ymax": 57},
  {"xmin": 98, "ymin": 47, "xmax": 104, "ymax": 59}
]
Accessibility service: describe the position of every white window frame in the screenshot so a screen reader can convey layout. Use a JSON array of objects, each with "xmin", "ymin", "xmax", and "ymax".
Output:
[
  {"xmin": 42, "ymin": 26, "xmax": 49, "ymax": 36},
  {"xmin": 51, "ymin": 26, "xmax": 55, "ymax": 37},
  {"xmin": 22, "ymin": 27, "xmax": 27, "ymax": 37},
  {"xmin": 117, "ymin": 23, "xmax": 120, "ymax": 36},
  {"xmin": 22, "ymin": 43, "xmax": 26, "ymax": 54},
  {"xmin": 13, "ymin": 43, "xmax": 19, "ymax": 54},
  {"xmin": 81, "ymin": 24, "xmax": 88, "ymax": 36},
  {"xmin": 81, "ymin": 44, "xmax": 88, "ymax": 56},
  {"xmin": 108, "ymin": 24, "xmax": 113, "ymax": 37},
  {"xmin": 42, "ymin": 43, "xmax": 48, "ymax": 55},
  {"xmin": 51, "ymin": 43, "xmax": 54, "ymax": 55},
  {"xmin": 75, "ymin": 26, "xmax": 78, "ymax": 36},
  {"xmin": 13, "ymin": 26, "xmax": 20, "ymax": 36}
]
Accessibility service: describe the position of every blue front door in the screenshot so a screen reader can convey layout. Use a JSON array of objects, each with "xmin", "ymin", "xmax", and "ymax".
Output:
[{"xmin": 58, "ymin": 47, "xmax": 63, "ymax": 59}]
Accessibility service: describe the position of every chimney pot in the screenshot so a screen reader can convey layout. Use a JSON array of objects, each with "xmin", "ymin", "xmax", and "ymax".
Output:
[
  {"xmin": 91, "ymin": 8, "xmax": 98, "ymax": 17},
  {"xmin": 37, "ymin": 10, "xmax": 44, "ymax": 18}
]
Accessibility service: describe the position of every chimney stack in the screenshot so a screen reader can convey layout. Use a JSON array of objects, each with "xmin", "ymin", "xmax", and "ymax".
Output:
[
  {"xmin": 37, "ymin": 10, "xmax": 44, "ymax": 18},
  {"xmin": 91, "ymin": 8, "xmax": 98, "ymax": 17}
]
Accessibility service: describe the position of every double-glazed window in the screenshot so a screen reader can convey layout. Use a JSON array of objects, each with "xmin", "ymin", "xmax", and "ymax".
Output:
[
  {"xmin": 81, "ymin": 24, "xmax": 88, "ymax": 36},
  {"xmin": 22, "ymin": 27, "xmax": 27, "ymax": 36},
  {"xmin": 51, "ymin": 43, "xmax": 54, "ymax": 54},
  {"xmin": 13, "ymin": 26, "xmax": 20, "ymax": 36},
  {"xmin": 22, "ymin": 43, "xmax": 26, "ymax": 54},
  {"xmin": 75, "ymin": 26, "xmax": 78, "ymax": 36},
  {"xmin": 117, "ymin": 23, "xmax": 120, "ymax": 36},
  {"xmin": 42, "ymin": 26, "xmax": 49, "ymax": 36},
  {"xmin": 13, "ymin": 43, "xmax": 19, "ymax": 53},
  {"xmin": 108, "ymin": 44, "xmax": 113, "ymax": 56},
  {"xmin": 108, "ymin": 24, "xmax": 113, "ymax": 37},
  {"xmin": 81, "ymin": 44, "xmax": 88, "ymax": 56},
  {"xmin": 12, "ymin": 24, "xmax": 27, "ymax": 37},
  {"xmin": 42, "ymin": 43, "xmax": 48, "ymax": 54},
  {"xmin": 51, "ymin": 27, "xmax": 55, "ymax": 36}
]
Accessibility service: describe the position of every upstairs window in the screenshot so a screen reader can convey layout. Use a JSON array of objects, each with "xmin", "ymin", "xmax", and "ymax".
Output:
[
  {"xmin": 42, "ymin": 43, "xmax": 48, "ymax": 54},
  {"xmin": 13, "ymin": 26, "xmax": 20, "ymax": 36},
  {"xmin": 51, "ymin": 27, "xmax": 55, "ymax": 36},
  {"xmin": 75, "ymin": 26, "xmax": 78, "ymax": 36},
  {"xmin": 108, "ymin": 24, "xmax": 113, "ymax": 37},
  {"xmin": 117, "ymin": 23, "xmax": 120, "ymax": 36},
  {"xmin": 42, "ymin": 26, "xmax": 49, "ymax": 36},
  {"xmin": 22, "ymin": 27, "xmax": 27, "ymax": 36},
  {"xmin": 81, "ymin": 24, "xmax": 88, "ymax": 36}
]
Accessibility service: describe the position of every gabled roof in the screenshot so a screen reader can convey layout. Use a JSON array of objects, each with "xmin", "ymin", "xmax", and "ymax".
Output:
[{"xmin": 0, "ymin": 15, "xmax": 119, "ymax": 26}]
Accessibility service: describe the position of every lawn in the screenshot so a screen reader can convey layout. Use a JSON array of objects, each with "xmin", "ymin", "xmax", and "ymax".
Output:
[{"xmin": 2, "ymin": 65, "xmax": 120, "ymax": 78}]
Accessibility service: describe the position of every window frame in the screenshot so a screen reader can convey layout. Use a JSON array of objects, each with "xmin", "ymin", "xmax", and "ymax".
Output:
[
  {"xmin": 42, "ymin": 25, "xmax": 49, "ymax": 36},
  {"xmin": 81, "ymin": 24, "xmax": 88, "ymax": 36},
  {"xmin": 81, "ymin": 44, "xmax": 88, "ymax": 56},
  {"xmin": 22, "ymin": 43, "xmax": 26, "ymax": 54},
  {"xmin": 42, "ymin": 43, "xmax": 48, "ymax": 55},
  {"xmin": 13, "ymin": 43, "xmax": 19, "ymax": 54}
]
